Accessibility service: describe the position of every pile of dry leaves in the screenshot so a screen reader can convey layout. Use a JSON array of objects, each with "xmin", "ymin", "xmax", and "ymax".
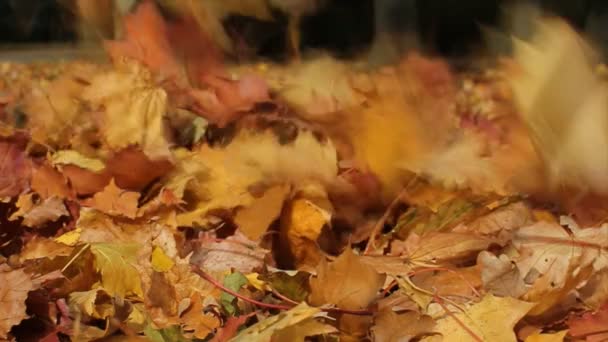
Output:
[{"xmin": 1, "ymin": 2, "xmax": 608, "ymax": 342}]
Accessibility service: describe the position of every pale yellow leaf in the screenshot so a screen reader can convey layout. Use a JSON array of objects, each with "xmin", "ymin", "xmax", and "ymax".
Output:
[
  {"xmin": 430, "ymin": 294, "xmax": 535, "ymax": 342},
  {"xmin": 51, "ymin": 150, "xmax": 106, "ymax": 172},
  {"xmin": 90, "ymin": 243, "xmax": 144, "ymax": 299},
  {"xmin": 151, "ymin": 246, "xmax": 175, "ymax": 273},
  {"xmin": 231, "ymin": 302, "xmax": 324, "ymax": 342}
]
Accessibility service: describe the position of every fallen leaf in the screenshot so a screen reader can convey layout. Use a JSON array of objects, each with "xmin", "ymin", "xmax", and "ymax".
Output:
[
  {"xmin": 51, "ymin": 150, "xmax": 106, "ymax": 173},
  {"xmin": 309, "ymin": 249, "xmax": 385, "ymax": 310},
  {"xmin": 90, "ymin": 243, "xmax": 144, "ymax": 299},
  {"xmin": 0, "ymin": 140, "xmax": 30, "ymax": 199},
  {"xmin": 180, "ymin": 293, "xmax": 220, "ymax": 340},
  {"xmin": 371, "ymin": 310, "xmax": 436, "ymax": 342},
  {"xmin": 524, "ymin": 330, "xmax": 568, "ymax": 342},
  {"xmin": 280, "ymin": 197, "xmax": 331, "ymax": 268},
  {"xmin": 271, "ymin": 317, "xmax": 337, "ymax": 342},
  {"xmin": 68, "ymin": 288, "xmax": 115, "ymax": 319},
  {"xmin": 31, "ymin": 163, "xmax": 73, "ymax": 200},
  {"xmin": 478, "ymin": 251, "xmax": 527, "ymax": 298},
  {"xmin": 10, "ymin": 194, "xmax": 69, "ymax": 228},
  {"xmin": 406, "ymin": 232, "xmax": 495, "ymax": 264},
  {"xmin": 231, "ymin": 302, "xmax": 326, "ymax": 342},
  {"xmin": 151, "ymin": 246, "xmax": 175, "ymax": 273},
  {"xmin": 567, "ymin": 302, "xmax": 608, "ymax": 341},
  {"xmin": 220, "ymin": 271, "xmax": 248, "ymax": 316},
  {"xmin": 235, "ymin": 184, "xmax": 290, "ymax": 241},
  {"xmin": 82, "ymin": 179, "xmax": 140, "ymax": 218},
  {"xmin": 19, "ymin": 237, "xmax": 73, "ymax": 262},
  {"xmin": 210, "ymin": 313, "xmax": 254, "ymax": 342},
  {"xmin": 429, "ymin": 294, "xmax": 535, "ymax": 342},
  {"xmin": 0, "ymin": 268, "xmax": 35, "ymax": 338},
  {"xmin": 82, "ymin": 61, "xmax": 172, "ymax": 160},
  {"xmin": 192, "ymin": 232, "xmax": 268, "ymax": 274}
]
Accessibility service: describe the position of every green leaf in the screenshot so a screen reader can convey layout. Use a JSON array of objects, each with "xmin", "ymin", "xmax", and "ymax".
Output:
[{"xmin": 221, "ymin": 272, "xmax": 248, "ymax": 315}]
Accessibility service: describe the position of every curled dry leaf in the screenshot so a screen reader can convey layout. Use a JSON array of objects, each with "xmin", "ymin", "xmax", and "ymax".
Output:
[
  {"xmin": 309, "ymin": 249, "xmax": 385, "ymax": 310},
  {"xmin": 0, "ymin": 268, "xmax": 35, "ymax": 338}
]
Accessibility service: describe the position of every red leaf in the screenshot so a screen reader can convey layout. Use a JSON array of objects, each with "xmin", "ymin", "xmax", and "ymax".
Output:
[{"xmin": 567, "ymin": 302, "xmax": 608, "ymax": 339}]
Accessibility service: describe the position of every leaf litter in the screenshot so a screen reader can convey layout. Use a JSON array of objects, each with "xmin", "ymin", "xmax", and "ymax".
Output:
[{"xmin": 0, "ymin": 4, "xmax": 608, "ymax": 342}]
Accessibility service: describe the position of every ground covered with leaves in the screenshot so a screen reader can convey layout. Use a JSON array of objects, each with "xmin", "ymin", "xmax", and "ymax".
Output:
[{"xmin": 1, "ymin": 3, "xmax": 608, "ymax": 342}]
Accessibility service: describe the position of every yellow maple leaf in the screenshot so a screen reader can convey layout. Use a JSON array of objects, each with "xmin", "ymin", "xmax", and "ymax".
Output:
[
  {"xmin": 82, "ymin": 61, "xmax": 172, "ymax": 160},
  {"xmin": 90, "ymin": 243, "xmax": 144, "ymax": 299},
  {"xmin": 235, "ymin": 184, "xmax": 291, "ymax": 241},
  {"xmin": 429, "ymin": 294, "xmax": 535, "ymax": 342}
]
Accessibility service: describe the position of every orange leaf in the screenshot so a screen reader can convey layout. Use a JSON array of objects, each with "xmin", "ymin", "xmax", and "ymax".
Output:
[
  {"xmin": 0, "ymin": 269, "xmax": 34, "ymax": 338},
  {"xmin": 82, "ymin": 179, "xmax": 141, "ymax": 218}
]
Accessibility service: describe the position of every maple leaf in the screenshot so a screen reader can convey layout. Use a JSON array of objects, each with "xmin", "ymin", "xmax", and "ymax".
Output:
[
  {"xmin": 10, "ymin": 194, "xmax": 69, "ymax": 228},
  {"xmin": 31, "ymin": 163, "xmax": 73, "ymax": 200},
  {"xmin": 309, "ymin": 249, "xmax": 385, "ymax": 310},
  {"xmin": 19, "ymin": 237, "xmax": 73, "ymax": 262},
  {"xmin": 68, "ymin": 288, "xmax": 115, "ymax": 320},
  {"xmin": 90, "ymin": 243, "xmax": 144, "ymax": 299},
  {"xmin": 0, "ymin": 268, "xmax": 34, "ymax": 338},
  {"xmin": 176, "ymin": 126, "xmax": 337, "ymax": 227},
  {"xmin": 234, "ymin": 184, "xmax": 290, "ymax": 241},
  {"xmin": 82, "ymin": 61, "xmax": 172, "ymax": 160},
  {"xmin": 180, "ymin": 293, "xmax": 220, "ymax": 340},
  {"xmin": 0, "ymin": 140, "xmax": 30, "ymax": 199},
  {"xmin": 104, "ymin": 0, "xmax": 182, "ymax": 79},
  {"xmin": 82, "ymin": 179, "xmax": 141, "ymax": 219},
  {"xmin": 428, "ymin": 294, "xmax": 535, "ymax": 342},
  {"xmin": 270, "ymin": 56, "xmax": 367, "ymax": 118},
  {"xmin": 371, "ymin": 310, "xmax": 436, "ymax": 342},
  {"xmin": 231, "ymin": 302, "xmax": 330, "ymax": 342}
]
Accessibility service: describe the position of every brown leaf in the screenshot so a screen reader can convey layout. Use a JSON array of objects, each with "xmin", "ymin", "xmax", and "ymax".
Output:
[
  {"xmin": 82, "ymin": 179, "xmax": 140, "ymax": 218},
  {"xmin": 0, "ymin": 268, "xmax": 35, "ymax": 338},
  {"xmin": 105, "ymin": 148, "xmax": 173, "ymax": 191},
  {"xmin": 31, "ymin": 163, "xmax": 73, "ymax": 200},
  {"xmin": 19, "ymin": 237, "xmax": 73, "ymax": 262},
  {"xmin": 234, "ymin": 184, "xmax": 290, "ymax": 241},
  {"xmin": 180, "ymin": 293, "xmax": 220, "ymax": 340},
  {"xmin": 309, "ymin": 249, "xmax": 385, "ymax": 310},
  {"xmin": 478, "ymin": 251, "xmax": 526, "ymax": 298},
  {"xmin": 0, "ymin": 140, "xmax": 30, "ymax": 199},
  {"xmin": 191, "ymin": 232, "xmax": 268, "ymax": 274},
  {"xmin": 10, "ymin": 194, "xmax": 69, "ymax": 228},
  {"xmin": 406, "ymin": 232, "xmax": 495, "ymax": 263},
  {"xmin": 371, "ymin": 310, "xmax": 436, "ymax": 342}
]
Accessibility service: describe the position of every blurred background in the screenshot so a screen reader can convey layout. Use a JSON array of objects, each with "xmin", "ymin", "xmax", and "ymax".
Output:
[{"xmin": 0, "ymin": 0, "xmax": 606, "ymax": 63}]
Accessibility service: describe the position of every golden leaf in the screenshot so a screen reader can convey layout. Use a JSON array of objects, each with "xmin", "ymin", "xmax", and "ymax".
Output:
[{"xmin": 90, "ymin": 243, "xmax": 144, "ymax": 299}]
